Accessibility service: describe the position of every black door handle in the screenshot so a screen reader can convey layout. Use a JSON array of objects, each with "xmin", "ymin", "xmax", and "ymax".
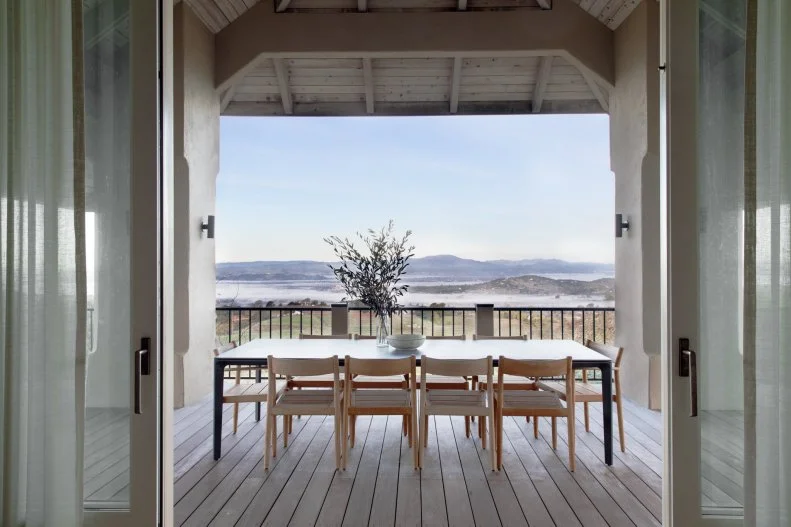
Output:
[
  {"xmin": 134, "ymin": 337, "xmax": 151, "ymax": 415},
  {"xmin": 679, "ymin": 338, "xmax": 698, "ymax": 417}
]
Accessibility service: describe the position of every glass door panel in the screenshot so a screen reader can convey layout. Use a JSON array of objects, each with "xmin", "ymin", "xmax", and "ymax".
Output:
[
  {"xmin": 697, "ymin": 0, "xmax": 746, "ymax": 518},
  {"xmin": 82, "ymin": 0, "xmax": 132, "ymax": 509}
]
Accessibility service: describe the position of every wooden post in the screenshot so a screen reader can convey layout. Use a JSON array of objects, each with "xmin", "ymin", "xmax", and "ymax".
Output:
[
  {"xmin": 331, "ymin": 303, "xmax": 349, "ymax": 336},
  {"xmin": 475, "ymin": 303, "xmax": 494, "ymax": 336}
]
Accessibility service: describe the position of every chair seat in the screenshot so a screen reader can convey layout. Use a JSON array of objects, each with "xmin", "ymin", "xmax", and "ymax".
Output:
[
  {"xmin": 495, "ymin": 390, "xmax": 565, "ymax": 411},
  {"xmin": 289, "ymin": 373, "xmax": 342, "ymax": 388},
  {"xmin": 425, "ymin": 389, "xmax": 489, "ymax": 415},
  {"xmin": 223, "ymin": 381, "xmax": 284, "ymax": 403},
  {"xmin": 538, "ymin": 380, "xmax": 612, "ymax": 402},
  {"xmin": 349, "ymin": 389, "xmax": 411, "ymax": 412},
  {"xmin": 272, "ymin": 389, "xmax": 339, "ymax": 414},
  {"xmin": 478, "ymin": 375, "xmax": 537, "ymax": 390},
  {"xmin": 422, "ymin": 375, "xmax": 469, "ymax": 389},
  {"xmin": 352, "ymin": 375, "xmax": 408, "ymax": 389}
]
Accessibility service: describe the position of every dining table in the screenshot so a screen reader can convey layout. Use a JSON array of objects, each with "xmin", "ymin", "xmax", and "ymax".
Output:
[{"xmin": 213, "ymin": 338, "xmax": 614, "ymax": 465}]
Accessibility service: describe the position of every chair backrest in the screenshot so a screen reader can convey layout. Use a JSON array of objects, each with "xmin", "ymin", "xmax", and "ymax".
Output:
[
  {"xmin": 268, "ymin": 355, "xmax": 339, "ymax": 378},
  {"xmin": 213, "ymin": 341, "xmax": 237, "ymax": 357},
  {"xmin": 498, "ymin": 356, "xmax": 572, "ymax": 380},
  {"xmin": 344, "ymin": 355, "xmax": 416, "ymax": 378},
  {"xmin": 425, "ymin": 334, "xmax": 466, "ymax": 341},
  {"xmin": 421, "ymin": 356, "xmax": 492, "ymax": 378},
  {"xmin": 585, "ymin": 340, "xmax": 624, "ymax": 368},
  {"xmin": 299, "ymin": 333, "xmax": 351, "ymax": 340},
  {"xmin": 472, "ymin": 334, "xmax": 527, "ymax": 341},
  {"xmin": 498, "ymin": 355, "xmax": 574, "ymax": 401}
]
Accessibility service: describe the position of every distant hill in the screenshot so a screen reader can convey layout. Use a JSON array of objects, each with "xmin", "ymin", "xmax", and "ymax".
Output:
[
  {"xmin": 411, "ymin": 274, "xmax": 614, "ymax": 298},
  {"xmin": 216, "ymin": 256, "xmax": 613, "ymax": 282}
]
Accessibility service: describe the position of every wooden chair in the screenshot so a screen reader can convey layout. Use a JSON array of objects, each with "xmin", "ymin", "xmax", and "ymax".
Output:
[
  {"xmin": 495, "ymin": 356, "xmax": 576, "ymax": 471},
  {"xmin": 288, "ymin": 333, "xmax": 352, "ymax": 389},
  {"xmin": 344, "ymin": 355, "xmax": 419, "ymax": 469},
  {"xmin": 471, "ymin": 334, "xmax": 529, "ymax": 390},
  {"xmin": 420, "ymin": 356, "xmax": 496, "ymax": 471},
  {"xmin": 264, "ymin": 355, "xmax": 343, "ymax": 470},
  {"xmin": 537, "ymin": 340, "xmax": 626, "ymax": 451},
  {"xmin": 214, "ymin": 341, "xmax": 274, "ymax": 434}
]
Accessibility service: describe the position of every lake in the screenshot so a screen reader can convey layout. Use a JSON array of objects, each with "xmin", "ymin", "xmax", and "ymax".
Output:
[{"xmin": 216, "ymin": 273, "xmax": 615, "ymax": 308}]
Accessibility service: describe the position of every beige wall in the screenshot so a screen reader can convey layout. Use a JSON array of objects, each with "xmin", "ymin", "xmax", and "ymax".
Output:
[
  {"xmin": 173, "ymin": 3, "xmax": 220, "ymax": 407},
  {"xmin": 610, "ymin": 0, "xmax": 662, "ymax": 409}
]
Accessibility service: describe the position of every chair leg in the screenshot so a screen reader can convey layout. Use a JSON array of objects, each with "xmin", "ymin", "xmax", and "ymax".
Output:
[
  {"xmin": 334, "ymin": 414, "xmax": 342, "ymax": 470},
  {"xmin": 496, "ymin": 407, "xmax": 503, "ymax": 470},
  {"xmin": 233, "ymin": 403, "xmax": 239, "ymax": 434},
  {"xmin": 272, "ymin": 415, "xmax": 278, "ymax": 458},
  {"xmin": 584, "ymin": 402, "xmax": 590, "ymax": 432},
  {"xmin": 419, "ymin": 412, "xmax": 427, "ymax": 469},
  {"xmin": 342, "ymin": 408, "xmax": 348, "ymax": 470},
  {"xmin": 407, "ymin": 414, "xmax": 412, "ymax": 448},
  {"xmin": 350, "ymin": 415, "xmax": 356, "ymax": 448},
  {"xmin": 264, "ymin": 414, "xmax": 272, "ymax": 470},
  {"xmin": 568, "ymin": 414, "xmax": 576, "ymax": 472},
  {"xmin": 284, "ymin": 416, "xmax": 289, "ymax": 448},
  {"xmin": 403, "ymin": 415, "xmax": 407, "ymax": 437},
  {"xmin": 489, "ymin": 413, "xmax": 496, "ymax": 472},
  {"xmin": 412, "ymin": 410, "xmax": 419, "ymax": 469},
  {"xmin": 533, "ymin": 415, "xmax": 539, "ymax": 438},
  {"xmin": 481, "ymin": 415, "xmax": 487, "ymax": 450},
  {"xmin": 551, "ymin": 417, "xmax": 557, "ymax": 449},
  {"xmin": 465, "ymin": 416, "xmax": 471, "ymax": 438},
  {"xmin": 526, "ymin": 416, "xmax": 530, "ymax": 423},
  {"xmin": 617, "ymin": 397, "xmax": 626, "ymax": 452}
]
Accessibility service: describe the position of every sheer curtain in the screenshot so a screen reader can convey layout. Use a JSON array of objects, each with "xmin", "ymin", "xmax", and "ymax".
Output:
[
  {"xmin": 0, "ymin": 1, "xmax": 86, "ymax": 526},
  {"xmin": 747, "ymin": 0, "xmax": 791, "ymax": 524}
]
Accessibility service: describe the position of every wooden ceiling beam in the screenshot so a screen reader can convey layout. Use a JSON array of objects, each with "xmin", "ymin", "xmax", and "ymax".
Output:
[
  {"xmin": 215, "ymin": 0, "xmax": 614, "ymax": 92},
  {"xmin": 362, "ymin": 58, "xmax": 375, "ymax": 114},
  {"xmin": 449, "ymin": 57, "xmax": 462, "ymax": 114},
  {"xmin": 272, "ymin": 59, "xmax": 293, "ymax": 114},
  {"xmin": 531, "ymin": 55, "xmax": 553, "ymax": 113},
  {"xmin": 576, "ymin": 62, "xmax": 610, "ymax": 112}
]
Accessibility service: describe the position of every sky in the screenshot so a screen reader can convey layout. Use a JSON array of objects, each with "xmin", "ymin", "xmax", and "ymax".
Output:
[{"xmin": 216, "ymin": 114, "xmax": 614, "ymax": 264}]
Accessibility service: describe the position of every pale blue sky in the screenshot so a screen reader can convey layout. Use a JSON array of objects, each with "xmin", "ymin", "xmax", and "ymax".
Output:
[{"xmin": 216, "ymin": 115, "xmax": 614, "ymax": 263}]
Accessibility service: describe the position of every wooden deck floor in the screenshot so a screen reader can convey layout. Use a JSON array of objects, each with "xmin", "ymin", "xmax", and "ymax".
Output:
[{"xmin": 84, "ymin": 389, "xmax": 745, "ymax": 525}]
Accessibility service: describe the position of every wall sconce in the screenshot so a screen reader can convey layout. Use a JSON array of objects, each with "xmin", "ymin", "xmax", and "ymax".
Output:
[
  {"xmin": 615, "ymin": 213, "xmax": 630, "ymax": 238},
  {"xmin": 201, "ymin": 215, "xmax": 215, "ymax": 239}
]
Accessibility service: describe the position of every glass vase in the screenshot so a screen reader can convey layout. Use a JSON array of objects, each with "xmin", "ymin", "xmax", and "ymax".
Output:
[{"xmin": 376, "ymin": 312, "xmax": 390, "ymax": 347}]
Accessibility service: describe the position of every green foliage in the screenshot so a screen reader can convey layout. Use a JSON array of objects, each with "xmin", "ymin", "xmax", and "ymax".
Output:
[{"xmin": 324, "ymin": 221, "xmax": 415, "ymax": 317}]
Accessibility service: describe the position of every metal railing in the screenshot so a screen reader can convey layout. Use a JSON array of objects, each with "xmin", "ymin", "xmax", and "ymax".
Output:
[{"xmin": 216, "ymin": 305, "xmax": 614, "ymax": 381}]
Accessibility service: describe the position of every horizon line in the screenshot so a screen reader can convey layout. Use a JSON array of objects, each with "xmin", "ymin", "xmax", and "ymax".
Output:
[{"xmin": 216, "ymin": 254, "xmax": 615, "ymax": 266}]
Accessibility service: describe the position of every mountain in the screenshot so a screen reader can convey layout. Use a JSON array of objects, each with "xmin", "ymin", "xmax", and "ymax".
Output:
[
  {"xmin": 411, "ymin": 275, "xmax": 614, "ymax": 298},
  {"xmin": 216, "ymin": 256, "xmax": 613, "ymax": 281}
]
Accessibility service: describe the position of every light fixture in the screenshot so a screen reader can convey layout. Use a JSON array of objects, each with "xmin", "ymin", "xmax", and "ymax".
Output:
[
  {"xmin": 201, "ymin": 215, "xmax": 215, "ymax": 239},
  {"xmin": 615, "ymin": 213, "xmax": 630, "ymax": 238}
]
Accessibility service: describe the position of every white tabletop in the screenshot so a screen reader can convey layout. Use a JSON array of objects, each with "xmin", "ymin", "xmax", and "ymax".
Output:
[{"xmin": 217, "ymin": 338, "xmax": 612, "ymax": 365}]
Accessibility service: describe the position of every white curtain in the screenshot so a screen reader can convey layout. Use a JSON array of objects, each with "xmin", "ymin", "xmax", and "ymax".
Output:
[
  {"xmin": 749, "ymin": 0, "xmax": 791, "ymax": 524},
  {"xmin": 0, "ymin": 1, "xmax": 86, "ymax": 526}
]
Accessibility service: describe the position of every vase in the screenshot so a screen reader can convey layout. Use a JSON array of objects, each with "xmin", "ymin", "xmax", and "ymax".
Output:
[{"xmin": 376, "ymin": 312, "xmax": 390, "ymax": 347}]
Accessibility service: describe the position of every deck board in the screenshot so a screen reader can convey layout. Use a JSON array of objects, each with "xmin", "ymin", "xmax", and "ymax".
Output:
[{"xmin": 83, "ymin": 392, "xmax": 746, "ymax": 524}]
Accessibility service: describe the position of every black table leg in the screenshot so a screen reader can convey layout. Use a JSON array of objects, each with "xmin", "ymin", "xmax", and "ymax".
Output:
[
  {"xmin": 213, "ymin": 361, "xmax": 224, "ymax": 460},
  {"xmin": 255, "ymin": 367, "xmax": 262, "ymax": 421},
  {"xmin": 600, "ymin": 361, "xmax": 613, "ymax": 465}
]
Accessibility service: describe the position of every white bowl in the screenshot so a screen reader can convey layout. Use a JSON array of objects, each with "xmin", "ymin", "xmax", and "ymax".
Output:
[{"xmin": 386, "ymin": 334, "xmax": 426, "ymax": 350}]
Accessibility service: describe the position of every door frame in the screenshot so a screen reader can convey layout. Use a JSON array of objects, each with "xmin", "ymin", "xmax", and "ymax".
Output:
[
  {"xmin": 661, "ymin": 0, "xmax": 743, "ymax": 525},
  {"xmin": 82, "ymin": 0, "xmax": 173, "ymax": 525}
]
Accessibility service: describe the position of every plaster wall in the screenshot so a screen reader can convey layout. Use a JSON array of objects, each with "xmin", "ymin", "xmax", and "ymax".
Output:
[
  {"xmin": 610, "ymin": 0, "xmax": 662, "ymax": 409},
  {"xmin": 173, "ymin": 3, "xmax": 220, "ymax": 407}
]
